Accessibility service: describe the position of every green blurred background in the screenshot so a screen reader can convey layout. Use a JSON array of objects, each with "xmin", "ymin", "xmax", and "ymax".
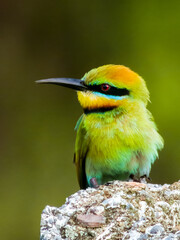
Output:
[{"xmin": 0, "ymin": 0, "xmax": 179, "ymax": 239}]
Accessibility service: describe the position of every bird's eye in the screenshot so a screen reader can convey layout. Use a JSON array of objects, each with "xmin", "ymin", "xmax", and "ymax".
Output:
[{"xmin": 101, "ymin": 84, "xmax": 110, "ymax": 92}]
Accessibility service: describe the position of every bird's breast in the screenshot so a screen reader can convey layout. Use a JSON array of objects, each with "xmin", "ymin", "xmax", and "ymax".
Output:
[{"xmin": 83, "ymin": 113, "xmax": 140, "ymax": 168}]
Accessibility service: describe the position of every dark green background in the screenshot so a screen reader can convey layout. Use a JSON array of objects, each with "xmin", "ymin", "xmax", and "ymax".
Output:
[{"xmin": 0, "ymin": 1, "xmax": 179, "ymax": 239}]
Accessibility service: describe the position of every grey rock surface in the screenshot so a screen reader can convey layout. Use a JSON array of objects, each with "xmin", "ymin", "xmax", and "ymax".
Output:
[{"xmin": 40, "ymin": 180, "xmax": 180, "ymax": 240}]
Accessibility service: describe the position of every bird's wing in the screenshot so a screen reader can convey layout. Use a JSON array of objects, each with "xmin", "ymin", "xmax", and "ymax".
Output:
[{"xmin": 74, "ymin": 115, "xmax": 89, "ymax": 189}]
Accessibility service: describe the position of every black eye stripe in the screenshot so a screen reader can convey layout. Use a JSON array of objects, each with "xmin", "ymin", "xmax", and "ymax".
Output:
[{"xmin": 86, "ymin": 84, "xmax": 130, "ymax": 96}]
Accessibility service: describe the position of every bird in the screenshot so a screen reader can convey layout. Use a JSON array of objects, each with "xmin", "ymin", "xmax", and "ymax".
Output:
[{"xmin": 37, "ymin": 64, "xmax": 164, "ymax": 189}]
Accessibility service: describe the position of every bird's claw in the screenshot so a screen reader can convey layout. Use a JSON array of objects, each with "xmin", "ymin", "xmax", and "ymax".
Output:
[
  {"xmin": 140, "ymin": 175, "xmax": 151, "ymax": 183},
  {"xmin": 129, "ymin": 174, "xmax": 151, "ymax": 183}
]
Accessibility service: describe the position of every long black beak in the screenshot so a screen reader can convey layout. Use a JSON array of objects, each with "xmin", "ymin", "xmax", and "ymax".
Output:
[{"xmin": 36, "ymin": 78, "xmax": 87, "ymax": 91}]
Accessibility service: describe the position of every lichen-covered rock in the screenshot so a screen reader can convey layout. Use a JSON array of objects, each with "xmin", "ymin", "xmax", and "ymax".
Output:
[{"xmin": 40, "ymin": 180, "xmax": 180, "ymax": 240}]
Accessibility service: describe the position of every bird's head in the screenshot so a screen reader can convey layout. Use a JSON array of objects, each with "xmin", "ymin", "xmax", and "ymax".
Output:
[
  {"xmin": 37, "ymin": 65, "xmax": 149, "ymax": 113},
  {"xmin": 78, "ymin": 65, "xmax": 149, "ymax": 112}
]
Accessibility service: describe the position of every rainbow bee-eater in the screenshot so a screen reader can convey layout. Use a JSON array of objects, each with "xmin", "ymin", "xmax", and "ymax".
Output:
[{"xmin": 37, "ymin": 65, "xmax": 164, "ymax": 189}]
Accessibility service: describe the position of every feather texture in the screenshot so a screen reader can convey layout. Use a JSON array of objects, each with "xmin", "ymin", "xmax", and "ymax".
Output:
[{"xmin": 74, "ymin": 65, "xmax": 164, "ymax": 188}]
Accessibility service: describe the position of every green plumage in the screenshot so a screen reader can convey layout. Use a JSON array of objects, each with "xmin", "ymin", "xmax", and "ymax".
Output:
[{"xmin": 75, "ymin": 101, "xmax": 163, "ymax": 189}]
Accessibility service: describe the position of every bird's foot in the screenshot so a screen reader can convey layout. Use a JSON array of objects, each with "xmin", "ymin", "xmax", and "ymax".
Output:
[
  {"xmin": 129, "ymin": 174, "xmax": 151, "ymax": 183},
  {"xmin": 140, "ymin": 175, "xmax": 151, "ymax": 183},
  {"xmin": 129, "ymin": 174, "xmax": 139, "ymax": 182},
  {"xmin": 90, "ymin": 177, "xmax": 99, "ymax": 188}
]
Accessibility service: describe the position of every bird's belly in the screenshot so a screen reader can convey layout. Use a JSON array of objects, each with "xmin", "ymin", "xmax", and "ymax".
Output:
[{"xmin": 85, "ymin": 136, "xmax": 140, "ymax": 185}]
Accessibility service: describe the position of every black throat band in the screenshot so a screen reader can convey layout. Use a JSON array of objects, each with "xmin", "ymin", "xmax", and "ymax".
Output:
[{"xmin": 84, "ymin": 106, "xmax": 116, "ymax": 114}]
